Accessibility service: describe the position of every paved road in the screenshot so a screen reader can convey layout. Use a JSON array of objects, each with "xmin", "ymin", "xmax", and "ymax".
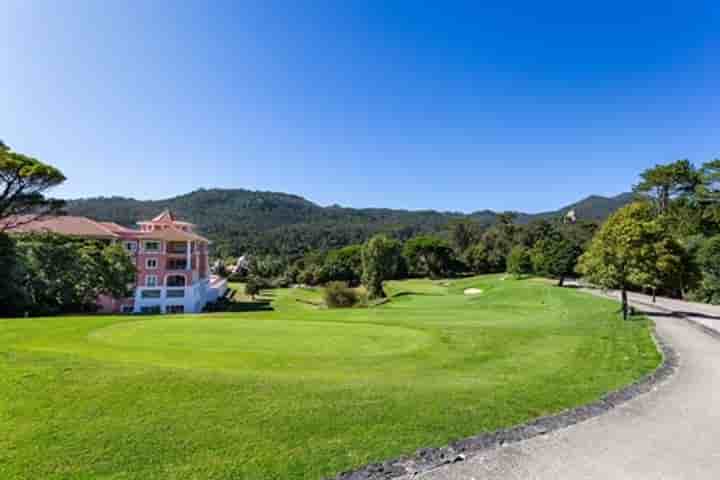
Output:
[{"xmin": 405, "ymin": 291, "xmax": 720, "ymax": 480}]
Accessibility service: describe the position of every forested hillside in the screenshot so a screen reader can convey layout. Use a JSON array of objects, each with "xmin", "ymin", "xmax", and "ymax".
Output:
[{"xmin": 66, "ymin": 189, "xmax": 633, "ymax": 257}]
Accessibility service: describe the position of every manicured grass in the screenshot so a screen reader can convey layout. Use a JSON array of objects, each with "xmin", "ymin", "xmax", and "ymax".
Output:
[{"xmin": 0, "ymin": 276, "xmax": 661, "ymax": 479}]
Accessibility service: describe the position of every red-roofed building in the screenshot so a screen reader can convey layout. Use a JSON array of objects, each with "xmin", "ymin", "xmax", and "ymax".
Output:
[{"xmin": 3, "ymin": 210, "xmax": 227, "ymax": 314}]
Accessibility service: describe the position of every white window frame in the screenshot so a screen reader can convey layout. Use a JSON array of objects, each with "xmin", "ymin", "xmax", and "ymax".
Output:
[
  {"xmin": 145, "ymin": 275, "xmax": 158, "ymax": 287},
  {"xmin": 145, "ymin": 258, "xmax": 159, "ymax": 269},
  {"xmin": 142, "ymin": 240, "xmax": 162, "ymax": 253}
]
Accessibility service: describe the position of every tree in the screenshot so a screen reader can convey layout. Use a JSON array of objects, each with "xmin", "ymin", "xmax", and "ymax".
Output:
[
  {"xmin": 506, "ymin": 245, "xmax": 532, "ymax": 278},
  {"xmin": 577, "ymin": 202, "xmax": 683, "ymax": 319},
  {"xmin": 465, "ymin": 242, "xmax": 491, "ymax": 274},
  {"xmin": 531, "ymin": 237, "xmax": 582, "ymax": 286},
  {"xmin": 0, "ymin": 232, "xmax": 28, "ymax": 316},
  {"xmin": 361, "ymin": 235, "xmax": 401, "ymax": 299},
  {"xmin": 0, "ymin": 143, "xmax": 66, "ymax": 230},
  {"xmin": 402, "ymin": 236, "xmax": 454, "ymax": 279},
  {"xmin": 98, "ymin": 243, "xmax": 137, "ymax": 298},
  {"xmin": 447, "ymin": 219, "xmax": 481, "ymax": 254},
  {"xmin": 321, "ymin": 244, "xmax": 363, "ymax": 286},
  {"xmin": 694, "ymin": 235, "xmax": 720, "ymax": 304},
  {"xmin": 11, "ymin": 234, "xmax": 137, "ymax": 315},
  {"xmin": 633, "ymin": 159, "xmax": 700, "ymax": 214}
]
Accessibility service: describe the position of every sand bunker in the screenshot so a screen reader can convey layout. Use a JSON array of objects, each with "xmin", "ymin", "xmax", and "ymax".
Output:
[{"xmin": 464, "ymin": 288, "xmax": 483, "ymax": 295}]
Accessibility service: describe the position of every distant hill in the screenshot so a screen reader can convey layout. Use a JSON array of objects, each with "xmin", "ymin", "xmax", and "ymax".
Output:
[{"xmin": 66, "ymin": 189, "xmax": 634, "ymax": 257}]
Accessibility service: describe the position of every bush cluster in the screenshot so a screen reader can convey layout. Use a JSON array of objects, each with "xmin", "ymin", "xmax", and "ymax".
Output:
[{"xmin": 323, "ymin": 282, "xmax": 358, "ymax": 308}]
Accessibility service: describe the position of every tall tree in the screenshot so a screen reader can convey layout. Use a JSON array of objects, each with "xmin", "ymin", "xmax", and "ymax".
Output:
[
  {"xmin": 633, "ymin": 159, "xmax": 700, "ymax": 213},
  {"xmin": 0, "ymin": 143, "xmax": 66, "ymax": 229},
  {"xmin": 577, "ymin": 202, "xmax": 684, "ymax": 319},
  {"xmin": 361, "ymin": 235, "xmax": 401, "ymax": 298}
]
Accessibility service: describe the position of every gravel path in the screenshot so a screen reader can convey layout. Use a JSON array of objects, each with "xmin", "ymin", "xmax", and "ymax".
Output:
[{"xmin": 407, "ymin": 292, "xmax": 720, "ymax": 480}]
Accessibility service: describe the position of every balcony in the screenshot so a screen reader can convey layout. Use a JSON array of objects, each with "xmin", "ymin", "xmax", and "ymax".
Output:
[
  {"xmin": 167, "ymin": 241, "xmax": 194, "ymax": 254},
  {"xmin": 166, "ymin": 259, "xmax": 188, "ymax": 271}
]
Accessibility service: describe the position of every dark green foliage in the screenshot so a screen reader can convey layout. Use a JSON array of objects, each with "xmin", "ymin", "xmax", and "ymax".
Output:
[
  {"xmin": 465, "ymin": 242, "xmax": 492, "ymax": 274},
  {"xmin": 693, "ymin": 236, "xmax": 720, "ymax": 303},
  {"xmin": 361, "ymin": 235, "xmax": 401, "ymax": 298},
  {"xmin": 65, "ymin": 189, "xmax": 633, "ymax": 258},
  {"xmin": 447, "ymin": 219, "xmax": 481, "ymax": 254},
  {"xmin": 531, "ymin": 237, "xmax": 582, "ymax": 286},
  {"xmin": 402, "ymin": 236, "xmax": 455, "ymax": 279},
  {"xmin": 507, "ymin": 245, "xmax": 532, "ymax": 278},
  {"xmin": 244, "ymin": 278, "xmax": 262, "ymax": 299},
  {"xmin": 0, "ymin": 232, "xmax": 28, "ymax": 315},
  {"xmin": 6, "ymin": 233, "xmax": 136, "ymax": 316},
  {"xmin": 323, "ymin": 281, "xmax": 359, "ymax": 308},
  {"xmin": 321, "ymin": 245, "xmax": 363, "ymax": 286}
]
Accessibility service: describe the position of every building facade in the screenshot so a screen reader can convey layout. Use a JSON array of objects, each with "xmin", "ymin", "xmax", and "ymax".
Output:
[{"xmin": 5, "ymin": 210, "xmax": 227, "ymax": 314}]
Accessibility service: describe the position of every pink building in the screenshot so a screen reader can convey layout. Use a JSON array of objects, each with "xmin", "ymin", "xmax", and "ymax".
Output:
[{"xmin": 5, "ymin": 210, "xmax": 227, "ymax": 314}]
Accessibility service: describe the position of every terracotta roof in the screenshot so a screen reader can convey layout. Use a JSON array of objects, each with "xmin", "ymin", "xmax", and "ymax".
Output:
[
  {"xmin": 99, "ymin": 222, "xmax": 137, "ymax": 234},
  {"xmin": 3, "ymin": 215, "xmax": 120, "ymax": 238}
]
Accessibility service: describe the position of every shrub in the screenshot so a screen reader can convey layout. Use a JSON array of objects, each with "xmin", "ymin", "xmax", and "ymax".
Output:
[
  {"xmin": 245, "ymin": 278, "xmax": 262, "ymax": 299},
  {"xmin": 323, "ymin": 281, "xmax": 358, "ymax": 308}
]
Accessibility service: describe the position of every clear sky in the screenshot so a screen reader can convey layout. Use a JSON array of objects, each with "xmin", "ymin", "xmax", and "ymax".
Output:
[{"xmin": 2, "ymin": 1, "xmax": 718, "ymax": 213}]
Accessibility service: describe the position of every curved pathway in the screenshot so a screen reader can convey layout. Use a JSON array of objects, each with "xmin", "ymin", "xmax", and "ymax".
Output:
[{"xmin": 406, "ymin": 291, "xmax": 720, "ymax": 480}]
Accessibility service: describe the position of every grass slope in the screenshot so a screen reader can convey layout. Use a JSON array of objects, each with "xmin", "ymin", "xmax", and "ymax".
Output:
[{"xmin": 0, "ymin": 276, "xmax": 660, "ymax": 480}]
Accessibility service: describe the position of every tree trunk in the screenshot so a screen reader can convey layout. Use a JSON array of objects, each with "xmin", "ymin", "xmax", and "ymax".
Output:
[
  {"xmin": 621, "ymin": 286, "xmax": 629, "ymax": 320},
  {"xmin": 652, "ymin": 287, "xmax": 657, "ymax": 303},
  {"xmin": 557, "ymin": 276, "xmax": 565, "ymax": 287}
]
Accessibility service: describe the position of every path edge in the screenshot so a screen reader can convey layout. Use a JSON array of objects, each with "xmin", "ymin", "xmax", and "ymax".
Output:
[{"xmin": 329, "ymin": 308, "xmax": 678, "ymax": 480}]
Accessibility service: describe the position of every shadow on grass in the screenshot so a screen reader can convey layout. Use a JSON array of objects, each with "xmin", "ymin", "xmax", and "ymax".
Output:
[
  {"xmin": 219, "ymin": 301, "xmax": 274, "ymax": 312},
  {"xmin": 391, "ymin": 291, "xmax": 445, "ymax": 298}
]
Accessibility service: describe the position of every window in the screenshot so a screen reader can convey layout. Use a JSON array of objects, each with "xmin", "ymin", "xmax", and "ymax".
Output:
[
  {"xmin": 143, "ymin": 240, "xmax": 161, "ymax": 252},
  {"xmin": 166, "ymin": 275, "xmax": 186, "ymax": 287},
  {"xmin": 124, "ymin": 241, "xmax": 137, "ymax": 253},
  {"xmin": 166, "ymin": 289, "xmax": 185, "ymax": 298},
  {"xmin": 146, "ymin": 258, "xmax": 158, "ymax": 269},
  {"xmin": 145, "ymin": 275, "xmax": 158, "ymax": 287},
  {"xmin": 141, "ymin": 289, "xmax": 161, "ymax": 299},
  {"xmin": 121, "ymin": 305, "xmax": 134, "ymax": 314},
  {"xmin": 166, "ymin": 305, "xmax": 185, "ymax": 314},
  {"xmin": 141, "ymin": 305, "xmax": 161, "ymax": 314},
  {"xmin": 167, "ymin": 258, "xmax": 188, "ymax": 270}
]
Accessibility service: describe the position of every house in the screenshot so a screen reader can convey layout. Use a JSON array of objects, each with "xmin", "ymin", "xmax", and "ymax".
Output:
[{"xmin": 4, "ymin": 210, "xmax": 227, "ymax": 314}]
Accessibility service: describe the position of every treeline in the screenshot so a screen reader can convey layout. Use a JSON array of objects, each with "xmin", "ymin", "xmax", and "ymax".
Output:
[
  {"xmin": 66, "ymin": 187, "xmax": 633, "ymax": 259},
  {"xmin": 228, "ymin": 157, "xmax": 720, "ymax": 318},
  {"xmin": 226, "ymin": 214, "xmax": 597, "ymax": 292},
  {"xmin": 1, "ymin": 234, "xmax": 136, "ymax": 316}
]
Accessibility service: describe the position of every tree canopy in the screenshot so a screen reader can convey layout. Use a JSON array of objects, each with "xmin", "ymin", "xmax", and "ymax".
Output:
[
  {"xmin": 577, "ymin": 202, "xmax": 687, "ymax": 318},
  {"xmin": 361, "ymin": 235, "xmax": 401, "ymax": 299},
  {"xmin": 0, "ymin": 143, "xmax": 66, "ymax": 229}
]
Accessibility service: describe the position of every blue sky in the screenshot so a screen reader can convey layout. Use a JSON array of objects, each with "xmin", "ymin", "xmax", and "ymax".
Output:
[{"xmin": 2, "ymin": 1, "xmax": 718, "ymax": 213}]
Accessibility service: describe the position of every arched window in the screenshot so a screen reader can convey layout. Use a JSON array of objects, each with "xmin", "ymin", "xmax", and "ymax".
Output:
[{"xmin": 166, "ymin": 275, "xmax": 186, "ymax": 287}]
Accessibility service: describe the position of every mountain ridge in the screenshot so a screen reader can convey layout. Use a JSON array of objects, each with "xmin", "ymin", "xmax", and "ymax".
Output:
[{"xmin": 66, "ymin": 189, "xmax": 634, "ymax": 256}]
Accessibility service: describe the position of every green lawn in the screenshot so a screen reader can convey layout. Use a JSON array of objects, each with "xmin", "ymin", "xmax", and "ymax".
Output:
[{"xmin": 0, "ymin": 275, "xmax": 660, "ymax": 479}]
